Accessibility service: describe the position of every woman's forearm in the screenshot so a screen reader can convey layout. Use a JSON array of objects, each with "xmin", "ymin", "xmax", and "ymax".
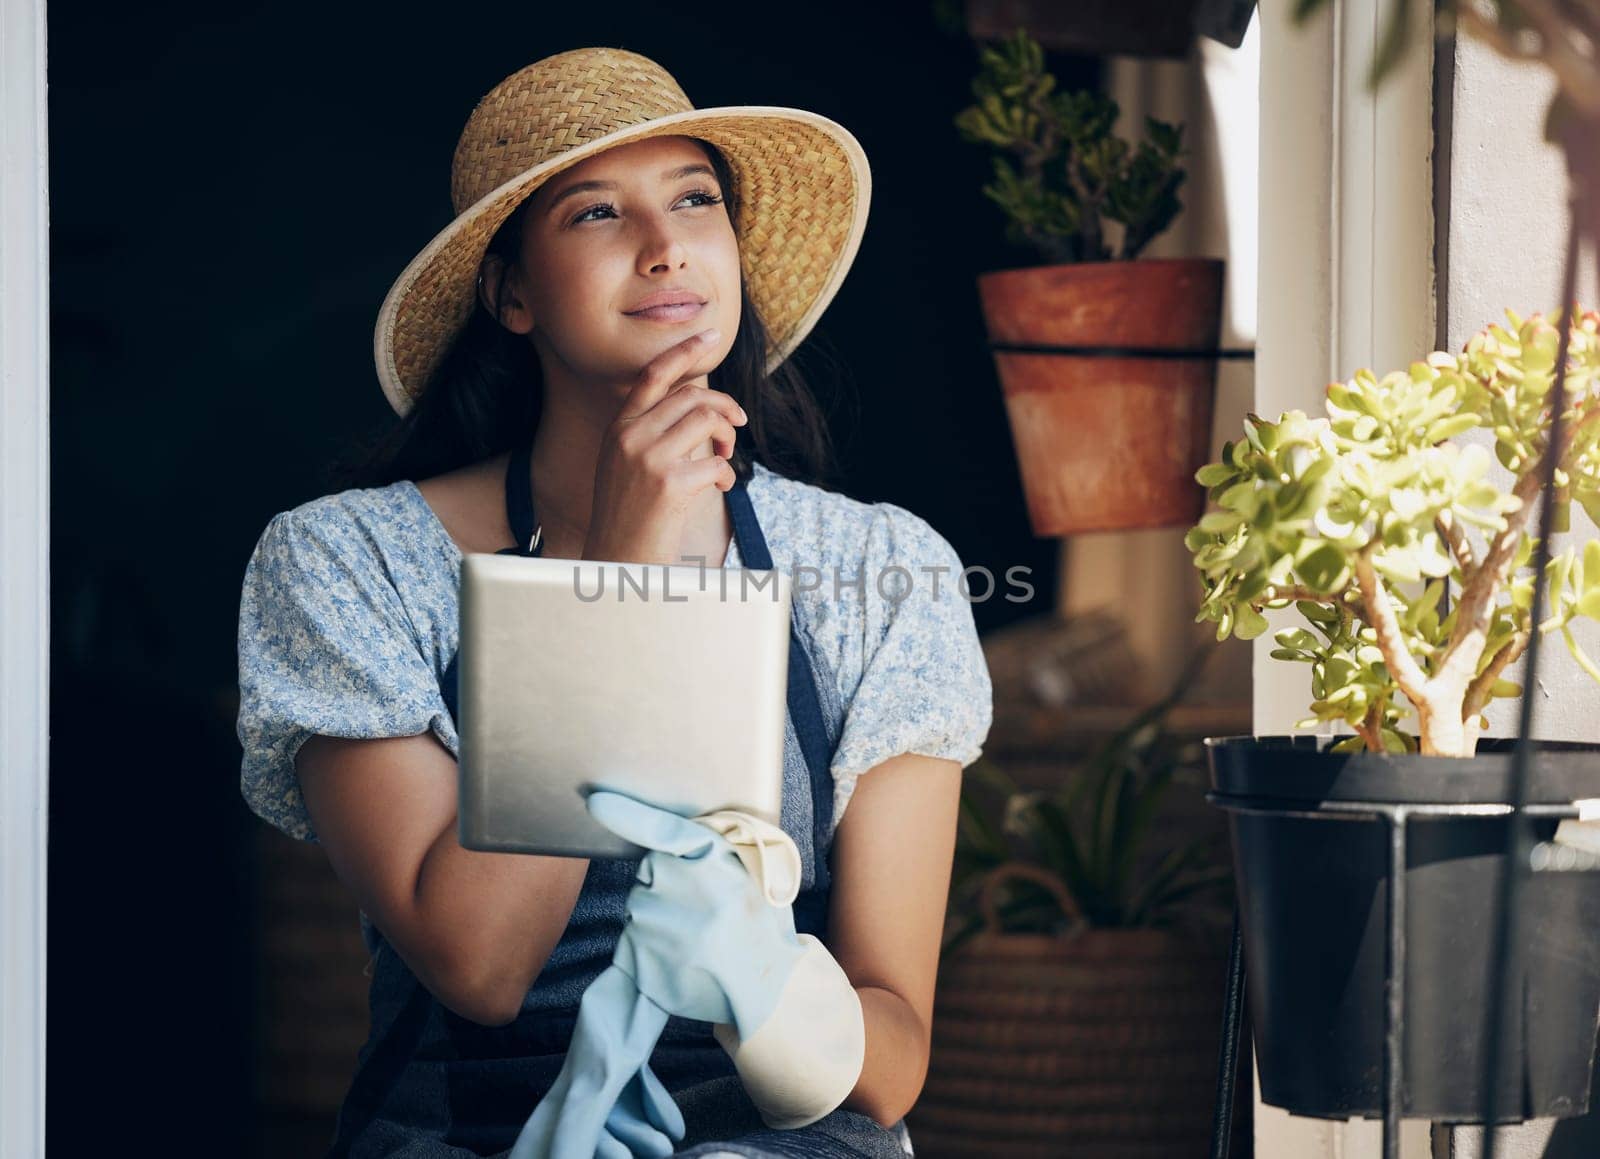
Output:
[
  {"xmin": 841, "ymin": 983, "xmax": 931, "ymax": 1128},
  {"xmin": 409, "ymin": 815, "xmax": 590, "ymax": 1024},
  {"xmin": 294, "ymin": 733, "xmax": 592, "ymax": 1028}
]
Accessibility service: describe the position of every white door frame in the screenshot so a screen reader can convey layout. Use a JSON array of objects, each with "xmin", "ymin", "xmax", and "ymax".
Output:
[
  {"xmin": 1256, "ymin": 1, "xmax": 1436, "ymax": 738},
  {"xmin": 1, "ymin": 0, "xmax": 50, "ymax": 1154},
  {"xmin": 1256, "ymin": 0, "xmax": 1435, "ymax": 1155}
]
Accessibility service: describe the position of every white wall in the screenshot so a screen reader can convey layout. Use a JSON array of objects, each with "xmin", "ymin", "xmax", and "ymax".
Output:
[{"xmin": 1440, "ymin": 33, "xmax": 1600, "ymax": 745}]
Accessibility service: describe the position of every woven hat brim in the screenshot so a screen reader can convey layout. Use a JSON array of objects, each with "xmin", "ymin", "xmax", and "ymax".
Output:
[{"xmin": 374, "ymin": 106, "xmax": 871, "ymax": 416}]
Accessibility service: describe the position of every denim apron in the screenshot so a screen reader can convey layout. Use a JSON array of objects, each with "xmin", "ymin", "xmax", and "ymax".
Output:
[{"xmin": 326, "ymin": 444, "xmax": 911, "ymax": 1158}]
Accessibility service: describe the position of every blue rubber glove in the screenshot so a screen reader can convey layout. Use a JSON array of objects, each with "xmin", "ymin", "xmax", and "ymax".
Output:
[
  {"xmin": 586, "ymin": 790, "xmax": 866, "ymax": 1129},
  {"xmin": 585, "ymin": 790, "xmax": 808, "ymax": 1039},
  {"xmin": 603, "ymin": 1054, "xmax": 681, "ymax": 1157},
  {"xmin": 508, "ymin": 964, "xmax": 685, "ymax": 1159}
]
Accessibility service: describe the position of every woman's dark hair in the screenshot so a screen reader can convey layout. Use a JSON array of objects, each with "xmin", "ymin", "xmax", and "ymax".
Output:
[{"xmin": 328, "ymin": 138, "xmax": 842, "ymax": 493}]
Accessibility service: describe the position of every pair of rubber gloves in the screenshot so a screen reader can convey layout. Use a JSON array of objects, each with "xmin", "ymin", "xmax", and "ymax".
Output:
[{"xmin": 509, "ymin": 791, "xmax": 867, "ymax": 1159}]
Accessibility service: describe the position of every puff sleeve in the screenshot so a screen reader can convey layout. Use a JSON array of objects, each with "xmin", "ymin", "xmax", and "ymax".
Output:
[
  {"xmin": 236, "ymin": 507, "xmax": 455, "ymax": 844},
  {"xmin": 827, "ymin": 504, "xmax": 994, "ymax": 824}
]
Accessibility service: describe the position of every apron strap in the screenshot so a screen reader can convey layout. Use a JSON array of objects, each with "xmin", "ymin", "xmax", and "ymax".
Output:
[
  {"xmin": 502, "ymin": 437, "xmax": 541, "ymax": 556},
  {"xmin": 325, "ymin": 979, "xmax": 435, "ymax": 1158},
  {"xmin": 724, "ymin": 476, "xmax": 836, "ymax": 903}
]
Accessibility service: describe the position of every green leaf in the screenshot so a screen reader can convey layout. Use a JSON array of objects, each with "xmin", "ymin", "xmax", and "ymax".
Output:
[
  {"xmin": 1563, "ymin": 625, "xmax": 1600, "ymax": 685},
  {"xmin": 1550, "ymin": 551, "xmax": 1575, "ymax": 612},
  {"xmin": 1298, "ymin": 543, "xmax": 1350, "ymax": 593},
  {"xmin": 1123, "ymin": 840, "xmax": 1214, "ymax": 924},
  {"xmin": 1297, "ymin": 599, "xmax": 1341, "ymax": 625},
  {"xmin": 1426, "ymin": 414, "xmax": 1480, "ymax": 443},
  {"xmin": 1105, "ymin": 766, "xmax": 1178, "ymax": 903},
  {"xmin": 1275, "ymin": 627, "xmax": 1321, "ymax": 651},
  {"xmin": 1199, "ymin": 510, "xmax": 1246, "ymax": 534},
  {"xmin": 1215, "ymin": 610, "xmax": 1233, "ymax": 642},
  {"xmin": 1138, "ymin": 863, "xmax": 1231, "ymax": 913},
  {"xmin": 1235, "ymin": 604, "xmax": 1270, "ymax": 639},
  {"xmin": 969, "ymin": 755, "xmax": 1023, "ymax": 798},
  {"xmin": 1089, "ymin": 760, "xmax": 1127, "ymax": 886},
  {"xmin": 956, "ymin": 785, "xmax": 1009, "ymax": 860},
  {"xmin": 1027, "ymin": 797, "xmax": 1094, "ymax": 907},
  {"xmin": 1577, "ymin": 489, "xmax": 1600, "ymax": 533},
  {"xmin": 1220, "ymin": 479, "xmax": 1260, "ymax": 511},
  {"xmin": 1373, "ymin": 547, "xmax": 1422, "ymax": 584}
]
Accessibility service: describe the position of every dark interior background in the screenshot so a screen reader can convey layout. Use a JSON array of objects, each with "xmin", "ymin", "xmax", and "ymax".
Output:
[{"xmin": 47, "ymin": 3, "xmax": 1097, "ymax": 1153}]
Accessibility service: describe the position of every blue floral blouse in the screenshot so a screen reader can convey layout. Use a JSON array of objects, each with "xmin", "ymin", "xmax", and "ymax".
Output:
[{"xmin": 235, "ymin": 460, "xmax": 994, "ymax": 845}]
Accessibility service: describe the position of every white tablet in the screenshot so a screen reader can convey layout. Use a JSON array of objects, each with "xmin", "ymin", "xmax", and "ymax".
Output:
[{"xmin": 455, "ymin": 552, "xmax": 792, "ymax": 859}]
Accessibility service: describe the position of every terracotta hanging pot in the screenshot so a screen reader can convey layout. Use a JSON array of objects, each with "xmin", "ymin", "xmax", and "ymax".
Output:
[{"xmin": 978, "ymin": 257, "xmax": 1225, "ymax": 536}]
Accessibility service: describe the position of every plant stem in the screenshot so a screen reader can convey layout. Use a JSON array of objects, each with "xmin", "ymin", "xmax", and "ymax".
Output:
[
  {"xmin": 1431, "ymin": 460, "xmax": 1555, "ymax": 732},
  {"xmin": 1435, "ymin": 509, "xmax": 1478, "ymax": 579},
  {"xmin": 1013, "ymin": 92, "xmax": 1063, "ymax": 261},
  {"xmin": 1065, "ymin": 151, "xmax": 1108, "ymax": 262},
  {"xmin": 1256, "ymin": 584, "xmax": 1370, "ymax": 624},
  {"xmin": 1569, "ymin": 397, "xmax": 1600, "ymax": 444},
  {"xmin": 1258, "ymin": 583, "xmax": 1334, "ymax": 606},
  {"xmin": 1353, "ymin": 544, "xmax": 1439, "ymax": 737},
  {"xmin": 1355, "ymin": 698, "xmax": 1385, "ymax": 752},
  {"xmin": 1462, "ymin": 625, "xmax": 1530, "ymax": 724}
]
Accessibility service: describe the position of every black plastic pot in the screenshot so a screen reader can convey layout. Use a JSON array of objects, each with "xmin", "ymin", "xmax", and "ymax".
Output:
[{"xmin": 1206, "ymin": 734, "xmax": 1600, "ymax": 1124}]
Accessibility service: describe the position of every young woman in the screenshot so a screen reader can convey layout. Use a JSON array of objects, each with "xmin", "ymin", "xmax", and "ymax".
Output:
[{"xmin": 236, "ymin": 47, "xmax": 993, "ymax": 1158}]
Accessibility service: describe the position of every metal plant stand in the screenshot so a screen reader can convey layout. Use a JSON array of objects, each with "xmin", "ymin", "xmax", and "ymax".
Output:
[{"xmin": 1204, "ymin": 799, "xmax": 1598, "ymax": 1159}]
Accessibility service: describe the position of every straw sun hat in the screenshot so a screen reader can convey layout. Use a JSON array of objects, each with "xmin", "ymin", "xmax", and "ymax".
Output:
[{"xmin": 374, "ymin": 46, "xmax": 873, "ymax": 417}]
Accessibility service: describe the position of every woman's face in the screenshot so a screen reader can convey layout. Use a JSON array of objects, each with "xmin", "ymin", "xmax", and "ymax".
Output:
[{"xmin": 494, "ymin": 134, "xmax": 742, "ymax": 394}]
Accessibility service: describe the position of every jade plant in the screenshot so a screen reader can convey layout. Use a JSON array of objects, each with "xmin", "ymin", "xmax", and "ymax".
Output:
[
  {"xmin": 953, "ymin": 28, "xmax": 1188, "ymax": 264},
  {"xmin": 1186, "ymin": 307, "xmax": 1600, "ymax": 758}
]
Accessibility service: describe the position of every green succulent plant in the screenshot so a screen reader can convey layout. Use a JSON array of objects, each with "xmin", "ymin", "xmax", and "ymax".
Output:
[
  {"xmin": 953, "ymin": 28, "xmax": 1188, "ymax": 265},
  {"xmin": 945, "ymin": 642, "xmax": 1229, "ymax": 952},
  {"xmin": 1186, "ymin": 307, "xmax": 1600, "ymax": 757}
]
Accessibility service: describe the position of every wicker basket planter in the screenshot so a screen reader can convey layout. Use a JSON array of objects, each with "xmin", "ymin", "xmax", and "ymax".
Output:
[{"xmin": 911, "ymin": 865, "xmax": 1228, "ymax": 1157}]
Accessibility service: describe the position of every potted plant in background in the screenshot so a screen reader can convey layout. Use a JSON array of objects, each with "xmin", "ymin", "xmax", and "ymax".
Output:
[
  {"xmin": 958, "ymin": 0, "xmax": 1252, "ymax": 59},
  {"xmin": 955, "ymin": 28, "xmax": 1226, "ymax": 535},
  {"xmin": 1184, "ymin": 307, "xmax": 1600, "ymax": 1121},
  {"xmin": 910, "ymin": 643, "xmax": 1236, "ymax": 1157}
]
